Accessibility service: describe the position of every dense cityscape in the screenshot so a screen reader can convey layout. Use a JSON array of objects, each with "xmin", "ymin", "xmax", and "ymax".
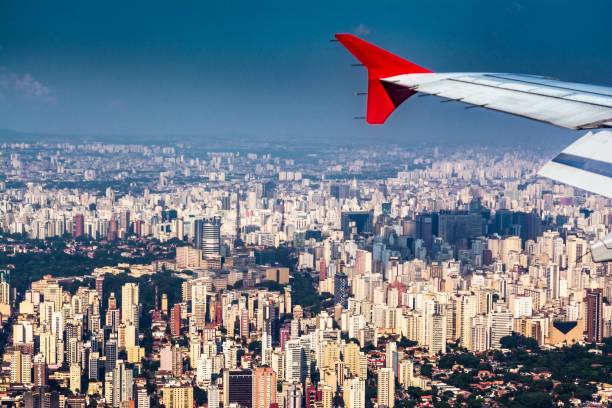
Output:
[{"xmin": 0, "ymin": 139, "xmax": 610, "ymax": 408}]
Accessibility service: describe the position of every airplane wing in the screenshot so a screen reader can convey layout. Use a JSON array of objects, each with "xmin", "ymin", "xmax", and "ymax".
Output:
[
  {"xmin": 335, "ymin": 33, "xmax": 612, "ymax": 199},
  {"xmin": 382, "ymin": 72, "xmax": 612, "ymax": 130},
  {"xmin": 335, "ymin": 33, "xmax": 612, "ymax": 130},
  {"xmin": 538, "ymin": 130, "xmax": 612, "ymax": 198}
]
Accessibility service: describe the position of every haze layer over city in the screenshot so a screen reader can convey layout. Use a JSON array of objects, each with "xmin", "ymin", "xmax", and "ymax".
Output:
[{"xmin": 0, "ymin": 1, "xmax": 611, "ymax": 408}]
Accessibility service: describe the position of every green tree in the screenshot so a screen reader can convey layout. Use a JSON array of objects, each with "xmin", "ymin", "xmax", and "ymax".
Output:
[{"xmin": 420, "ymin": 364, "xmax": 433, "ymax": 378}]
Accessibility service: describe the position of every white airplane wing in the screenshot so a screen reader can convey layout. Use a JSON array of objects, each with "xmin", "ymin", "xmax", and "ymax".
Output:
[
  {"xmin": 382, "ymin": 72, "xmax": 612, "ymax": 130},
  {"xmin": 538, "ymin": 130, "xmax": 612, "ymax": 198},
  {"xmin": 335, "ymin": 33, "xmax": 612, "ymax": 199}
]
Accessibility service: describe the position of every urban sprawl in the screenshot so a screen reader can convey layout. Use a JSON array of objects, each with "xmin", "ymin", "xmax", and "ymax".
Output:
[{"xmin": 0, "ymin": 141, "xmax": 610, "ymax": 408}]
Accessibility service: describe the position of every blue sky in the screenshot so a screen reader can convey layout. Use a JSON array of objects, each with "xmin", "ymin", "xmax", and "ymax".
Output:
[{"xmin": 1, "ymin": 0, "xmax": 610, "ymax": 146}]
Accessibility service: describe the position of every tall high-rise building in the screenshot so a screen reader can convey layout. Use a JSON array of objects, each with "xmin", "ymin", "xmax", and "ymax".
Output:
[
  {"xmin": 23, "ymin": 388, "xmax": 60, "ymax": 408},
  {"xmin": 105, "ymin": 338, "xmax": 118, "ymax": 372},
  {"xmin": 223, "ymin": 370, "xmax": 253, "ymax": 408},
  {"xmin": 546, "ymin": 264, "xmax": 560, "ymax": 300},
  {"xmin": 172, "ymin": 345, "xmax": 183, "ymax": 377},
  {"xmin": 11, "ymin": 350, "xmax": 32, "ymax": 384},
  {"xmin": 334, "ymin": 273, "xmax": 348, "ymax": 308},
  {"xmin": 355, "ymin": 250, "xmax": 372, "ymax": 275},
  {"xmin": 470, "ymin": 315, "xmax": 491, "ymax": 352},
  {"xmin": 0, "ymin": 269, "xmax": 10, "ymax": 306},
  {"xmin": 240, "ymin": 308, "xmax": 250, "ymax": 338},
  {"xmin": 170, "ymin": 304, "xmax": 181, "ymax": 336},
  {"xmin": 107, "ymin": 218, "xmax": 119, "ymax": 241},
  {"xmin": 234, "ymin": 191, "xmax": 243, "ymax": 247},
  {"xmin": 43, "ymin": 282, "xmax": 62, "ymax": 312},
  {"xmin": 377, "ymin": 368, "xmax": 395, "ymax": 408},
  {"xmin": 73, "ymin": 214, "xmax": 84, "ymax": 238},
  {"xmin": 106, "ymin": 293, "xmax": 121, "ymax": 333},
  {"xmin": 343, "ymin": 342, "xmax": 361, "ymax": 377},
  {"xmin": 137, "ymin": 388, "xmax": 150, "ymax": 408},
  {"xmin": 191, "ymin": 280, "xmax": 207, "ymax": 330},
  {"xmin": 95, "ymin": 276, "xmax": 104, "ymax": 304},
  {"xmin": 398, "ymin": 360, "xmax": 414, "ymax": 389},
  {"xmin": 430, "ymin": 313, "xmax": 447, "ymax": 354},
  {"xmin": 69, "ymin": 363, "xmax": 81, "ymax": 394},
  {"xmin": 319, "ymin": 259, "xmax": 327, "ymax": 281},
  {"xmin": 208, "ymin": 385, "xmax": 220, "ymax": 408},
  {"xmin": 252, "ymin": 367, "xmax": 276, "ymax": 408},
  {"xmin": 162, "ymin": 386, "xmax": 194, "ymax": 408},
  {"xmin": 39, "ymin": 332, "xmax": 57, "ymax": 365},
  {"xmin": 88, "ymin": 352, "xmax": 99, "ymax": 381},
  {"xmin": 33, "ymin": 353, "xmax": 46, "ymax": 386},
  {"xmin": 586, "ymin": 289, "xmax": 603, "ymax": 343},
  {"xmin": 112, "ymin": 361, "xmax": 133, "ymax": 407},
  {"xmin": 195, "ymin": 216, "xmax": 222, "ymax": 256},
  {"xmin": 119, "ymin": 209, "xmax": 130, "ymax": 234},
  {"xmin": 286, "ymin": 383, "xmax": 303, "ymax": 408},
  {"xmin": 121, "ymin": 283, "xmax": 139, "ymax": 332},
  {"xmin": 263, "ymin": 303, "xmax": 280, "ymax": 343},
  {"xmin": 385, "ymin": 341, "xmax": 398, "ymax": 375},
  {"xmin": 490, "ymin": 305, "xmax": 513, "ymax": 348},
  {"xmin": 285, "ymin": 339, "xmax": 309, "ymax": 384},
  {"xmin": 343, "ymin": 377, "xmax": 365, "ymax": 408},
  {"xmin": 458, "ymin": 294, "xmax": 477, "ymax": 350}
]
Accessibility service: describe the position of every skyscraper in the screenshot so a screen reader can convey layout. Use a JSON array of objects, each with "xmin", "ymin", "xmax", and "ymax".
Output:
[
  {"xmin": 135, "ymin": 219, "xmax": 144, "ymax": 237},
  {"xmin": 285, "ymin": 339, "xmax": 309, "ymax": 384},
  {"xmin": 172, "ymin": 345, "xmax": 182, "ymax": 377},
  {"xmin": 137, "ymin": 388, "xmax": 150, "ymax": 408},
  {"xmin": 195, "ymin": 216, "xmax": 222, "ymax": 256},
  {"xmin": 334, "ymin": 273, "xmax": 348, "ymax": 308},
  {"xmin": 170, "ymin": 304, "xmax": 181, "ymax": 336},
  {"xmin": 69, "ymin": 363, "xmax": 80, "ymax": 394},
  {"xmin": 73, "ymin": 214, "xmax": 84, "ymax": 238},
  {"xmin": 377, "ymin": 368, "xmax": 395, "ymax": 408},
  {"xmin": 490, "ymin": 305, "xmax": 513, "ymax": 348},
  {"xmin": 240, "ymin": 308, "xmax": 250, "ymax": 338},
  {"xmin": 11, "ymin": 350, "xmax": 32, "ymax": 384},
  {"xmin": 191, "ymin": 280, "xmax": 207, "ymax": 330},
  {"xmin": 223, "ymin": 370, "xmax": 253, "ymax": 408},
  {"xmin": 88, "ymin": 352, "xmax": 99, "ymax": 381},
  {"xmin": 23, "ymin": 388, "xmax": 60, "ymax": 408},
  {"xmin": 0, "ymin": 269, "xmax": 10, "ymax": 316},
  {"xmin": 107, "ymin": 218, "xmax": 118, "ymax": 241},
  {"xmin": 385, "ymin": 341, "xmax": 398, "ymax": 375},
  {"xmin": 95, "ymin": 276, "xmax": 104, "ymax": 304},
  {"xmin": 208, "ymin": 385, "xmax": 220, "ymax": 408},
  {"xmin": 343, "ymin": 377, "xmax": 365, "ymax": 408},
  {"xmin": 586, "ymin": 289, "xmax": 603, "ymax": 343},
  {"xmin": 112, "ymin": 361, "xmax": 133, "ymax": 407},
  {"xmin": 252, "ymin": 367, "xmax": 276, "ymax": 408},
  {"xmin": 105, "ymin": 338, "xmax": 118, "ymax": 372},
  {"xmin": 162, "ymin": 386, "xmax": 193, "ymax": 408},
  {"xmin": 121, "ymin": 283, "xmax": 139, "ymax": 326},
  {"xmin": 33, "ymin": 353, "xmax": 46, "ymax": 386},
  {"xmin": 286, "ymin": 383, "xmax": 303, "ymax": 408},
  {"xmin": 119, "ymin": 209, "xmax": 130, "ymax": 234},
  {"xmin": 430, "ymin": 313, "xmax": 447, "ymax": 354},
  {"xmin": 343, "ymin": 342, "xmax": 361, "ymax": 378}
]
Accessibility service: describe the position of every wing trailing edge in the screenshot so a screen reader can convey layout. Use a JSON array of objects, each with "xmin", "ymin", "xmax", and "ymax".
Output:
[{"xmin": 538, "ymin": 130, "xmax": 612, "ymax": 198}]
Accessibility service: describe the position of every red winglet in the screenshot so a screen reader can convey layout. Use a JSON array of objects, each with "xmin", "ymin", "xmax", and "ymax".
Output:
[{"xmin": 335, "ymin": 33, "xmax": 432, "ymax": 124}]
